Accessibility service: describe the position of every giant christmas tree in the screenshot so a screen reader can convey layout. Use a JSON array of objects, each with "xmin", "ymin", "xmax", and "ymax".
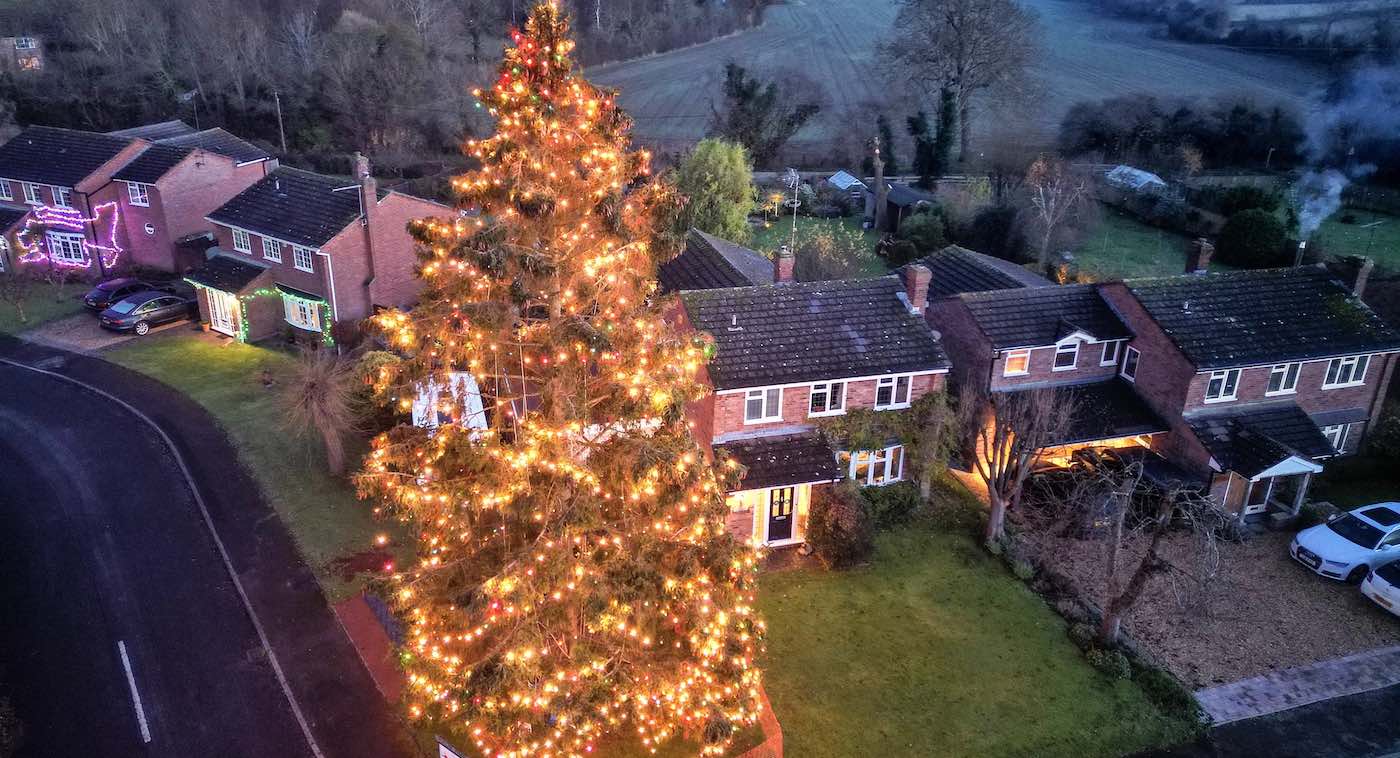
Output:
[{"xmin": 357, "ymin": 4, "xmax": 764, "ymax": 756}]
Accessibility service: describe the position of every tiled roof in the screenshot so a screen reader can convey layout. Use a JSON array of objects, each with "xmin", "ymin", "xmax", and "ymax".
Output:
[
  {"xmin": 715, "ymin": 432, "xmax": 841, "ymax": 491},
  {"xmin": 185, "ymin": 254, "xmax": 268, "ymax": 293},
  {"xmin": 959, "ymin": 283, "xmax": 1131, "ymax": 349},
  {"xmin": 1188, "ymin": 402, "xmax": 1335, "ymax": 478},
  {"xmin": 158, "ymin": 128, "xmax": 271, "ymax": 164},
  {"xmin": 682, "ymin": 276, "xmax": 950, "ymax": 389},
  {"xmin": 1051, "ymin": 379, "xmax": 1169, "ymax": 446},
  {"xmin": 208, "ymin": 167, "xmax": 380, "ymax": 248},
  {"xmin": 658, "ymin": 229, "xmax": 774, "ymax": 293},
  {"xmin": 1126, "ymin": 267, "xmax": 1400, "ymax": 369},
  {"xmin": 0, "ymin": 203, "xmax": 28, "ymax": 231},
  {"xmin": 113, "ymin": 144, "xmax": 192, "ymax": 184},
  {"xmin": 0, "ymin": 126, "xmax": 132, "ymax": 187},
  {"xmin": 919, "ymin": 245, "xmax": 1053, "ymax": 299},
  {"xmin": 108, "ymin": 120, "xmax": 197, "ymax": 141}
]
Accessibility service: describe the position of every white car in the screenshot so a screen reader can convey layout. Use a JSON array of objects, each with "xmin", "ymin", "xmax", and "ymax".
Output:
[
  {"xmin": 1291, "ymin": 502, "xmax": 1400, "ymax": 582},
  {"xmin": 1361, "ymin": 561, "xmax": 1400, "ymax": 618}
]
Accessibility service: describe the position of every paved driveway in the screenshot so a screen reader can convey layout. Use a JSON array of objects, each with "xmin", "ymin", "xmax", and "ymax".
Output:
[{"xmin": 21, "ymin": 312, "xmax": 197, "ymax": 353}]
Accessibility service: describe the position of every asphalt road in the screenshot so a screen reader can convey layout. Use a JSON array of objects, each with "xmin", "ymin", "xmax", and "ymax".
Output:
[{"xmin": 0, "ymin": 364, "xmax": 313, "ymax": 757}]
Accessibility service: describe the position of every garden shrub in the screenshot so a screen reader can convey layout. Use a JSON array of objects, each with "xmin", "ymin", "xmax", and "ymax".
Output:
[
  {"xmin": 1011, "ymin": 559, "xmax": 1036, "ymax": 581},
  {"xmin": 884, "ymin": 239, "xmax": 920, "ymax": 267},
  {"xmin": 1297, "ymin": 500, "xmax": 1340, "ymax": 530},
  {"xmin": 965, "ymin": 204, "xmax": 1029, "ymax": 263},
  {"xmin": 1368, "ymin": 402, "xmax": 1400, "ymax": 460},
  {"xmin": 1134, "ymin": 665, "xmax": 1204, "ymax": 721},
  {"xmin": 807, "ymin": 484, "xmax": 874, "ymax": 569},
  {"xmin": 896, "ymin": 209, "xmax": 947, "ymax": 253},
  {"xmin": 1067, "ymin": 622, "xmax": 1096, "ymax": 652},
  {"xmin": 860, "ymin": 481, "xmax": 923, "ymax": 529},
  {"xmin": 1086, "ymin": 648, "xmax": 1133, "ymax": 680},
  {"xmin": 1217, "ymin": 209, "xmax": 1288, "ymax": 268}
]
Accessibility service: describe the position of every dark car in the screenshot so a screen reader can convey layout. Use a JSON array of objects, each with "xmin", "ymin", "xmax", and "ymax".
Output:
[
  {"xmin": 99, "ymin": 291, "xmax": 197, "ymax": 335},
  {"xmin": 82, "ymin": 277, "xmax": 164, "ymax": 312}
]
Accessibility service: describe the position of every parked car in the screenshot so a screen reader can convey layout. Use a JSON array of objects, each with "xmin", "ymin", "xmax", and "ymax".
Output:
[
  {"xmin": 1291, "ymin": 503, "xmax": 1400, "ymax": 582},
  {"xmin": 82, "ymin": 277, "xmax": 166, "ymax": 312},
  {"xmin": 1360, "ymin": 560, "xmax": 1400, "ymax": 618},
  {"xmin": 98, "ymin": 291, "xmax": 197, "ymax": 335}
]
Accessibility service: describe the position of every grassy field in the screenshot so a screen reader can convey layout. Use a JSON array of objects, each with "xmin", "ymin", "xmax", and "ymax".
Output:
[
  {"xmin": 757, "ymin": 527, "xmax": 1194, "ymax": 757},
  {"xmin": 0, "ymin": 282, "xmax": 86, "ymax": 334},
  {"xmin": 107, "ymin": 334, "xmax": 399, "ymax": 599},
  {"xmin": 589, "ymin": 0, "xmax": 1322, "ymax": 154},
  {"xmin": 1313, "ymin": 208, "xmax": 1400, "ymax": 272},
  {"xmin": 750, "ymin": 214, "xmax": 888, "ymax": 277},
  {"xmin": 1072, "ymin": 206, "xmax": 1203, "ymax": 280}
]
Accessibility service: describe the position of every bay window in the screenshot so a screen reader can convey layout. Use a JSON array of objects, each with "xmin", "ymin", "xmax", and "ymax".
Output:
[
  {"xmin": 847, "ymin": 445, "xmax": 905, "ymax": 487},
  {"xmin": 283, "ymin": 295, "xmax": 321, "ymax": 332}
]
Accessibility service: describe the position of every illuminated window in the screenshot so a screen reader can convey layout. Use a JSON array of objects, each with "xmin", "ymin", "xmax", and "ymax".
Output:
[
  {"xmin": 15, "ymin": 37, "xmax": 36, "ymax": 50},
  {"xmin": 292, "ymin": 245, "xmax": 315, "ymax": 272},
  {"xmin": 127, "ymin": 182, "xmax": 150, "ymax": 207},
  {"xmin": 1003, "ymin": 349, "xmax": 1030, "ymax": 376},
  {"xmin": 262, "ymin": 237, "xmax": 282, "ymax": 262},
  {"xmin": 875, "ymin": 375, "xmax": 912, "ymax": 409},
  {"xmin": 46, "ymin": 231, "xmax": 85, "ymax": 264},
  {"xmin": 1053, "ymin": 342, "xmax": 1079, "ymax": 371},
  {"xmin": 232, "ymin": 228, "xmax": 251, "ymax": 253},
  {"xmin": 744, "ymin": 387, "xmax": 782, "ymax": 423},
  {"xmin": 809, "ymin": 381, "xmax": 845, "ymax": 416},
  {"xmin": 847, "ymin": 445, "xmax": 904, "ymax": 486},
  {"xmin": 1323, "ymin": 355, "xmax": 1369, "ymax": 389},
  {"xmin": 282, "ymin": 295, "xmax": 320, "ymax": 331},
  {"xmin": 1267, "ymin": 363, "xmax": 1300, "ymax": 395}
]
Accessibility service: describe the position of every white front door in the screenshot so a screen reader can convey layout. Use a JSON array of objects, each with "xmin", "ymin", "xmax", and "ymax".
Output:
[{"xmin": 206, "ymin": 289, "xmax": 238, "ymax": 337}]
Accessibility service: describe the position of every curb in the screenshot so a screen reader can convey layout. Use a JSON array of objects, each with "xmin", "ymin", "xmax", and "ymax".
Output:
[{"xmin": 0, "ymin": 356, "xmax": 326, "ymax": 758}]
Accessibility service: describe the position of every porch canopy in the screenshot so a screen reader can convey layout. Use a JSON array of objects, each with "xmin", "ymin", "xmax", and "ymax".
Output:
[
  {"xmin": 1188, "ymin": 403, "xmax": 1335, "ymax": 480},
  {"xmin": 184, "ymin": 253, "xmax": 268, "ymax": 294},
  {"xmin": 715, "ymin": 432, "xmax": 842, "ymax": 492}
]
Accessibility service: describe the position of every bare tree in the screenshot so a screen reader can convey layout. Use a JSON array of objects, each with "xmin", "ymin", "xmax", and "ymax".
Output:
[
  {"xmin": 883, "ymin": 0, "xmax": 1038, "ymax": 162},
  {"xmin": 959, "ymin": 384, "xmax": 1075, "ymax": 545},
  {"xmin": 394, "ymin": 0, "xmax": 450, "ymax": 49},
  {"xmin": 280, "ymin": 349, "xmax": 359, "ymax": 476},
  {"xmin": 0, "ymin": 273, "xmax": 35, "ymax": 325},
  {"xmin": 1025, "ymin": 155, "xmax": 1090, "ymax": 275},
  {"xmin": 282, "ymin": 9, "xmax": 321, "ymax": 77}
]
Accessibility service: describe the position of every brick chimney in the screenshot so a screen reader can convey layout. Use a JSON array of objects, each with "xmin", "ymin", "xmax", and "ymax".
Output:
[
  {"xmin": 1326, "ymin": 255, "xmax": 1375, "ymax": 297},
  {"xmin": 1185, "ymin": 238, "xmax": 1214, "ymax": 274},
  {"xmin": 903, "ymin": 263, "xmax": 931, "ymax": 314},
  {"xmin": 775, "ymin": 245, "xmax": 795, "ymax": 284}
]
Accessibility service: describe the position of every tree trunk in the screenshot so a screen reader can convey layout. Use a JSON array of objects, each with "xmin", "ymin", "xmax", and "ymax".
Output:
[
  {"xmin": 959, "ymin": 101, "xmax": 972, "ymax": 163},
  {"xmin": 322, "ymin": 427, "xmax": 346, "ymax": 476},
  {"xmin": 920, "ymin": 472, "xmax": 932, "ymax": 501},
  {"xmin": 984, "ymin": 491, "xmax": 1007, "ymax": 545},
  {"xmin": 1097, "ymin": 609, "xmax": 1122, "ymax": 644},
  {"xmin": 1038, "ymin": 227, "xmax": 1053, "ymax": 274}
]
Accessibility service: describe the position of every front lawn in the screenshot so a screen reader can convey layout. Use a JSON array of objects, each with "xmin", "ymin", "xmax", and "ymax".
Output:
[
  {"xmin": 107, "ymin": 333, "xmax": 399, "ymax": 599},
  {"xmin": 0, "ymin": 281, "xmax": 87, "ymax": 334},
  {"xmin": 757, "ymin": 527, "xmax": 1194, "ymax": 757}
]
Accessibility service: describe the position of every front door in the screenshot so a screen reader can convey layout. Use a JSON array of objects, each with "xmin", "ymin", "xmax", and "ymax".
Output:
[
  {"xmin": 1244, "ymin": 477, "xmax": 1273, "ymax": 516},
  {"xmin": 767, "ymin": 487, "xmax": 795, "ymax": 542},
  {"xmin": 206, "ymin": 289, "xmax": 238, "ymax": 337}
]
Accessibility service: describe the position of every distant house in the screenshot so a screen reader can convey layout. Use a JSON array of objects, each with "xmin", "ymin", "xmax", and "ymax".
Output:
[
  {"xmin": 187, "ymin": 156, "xmax": 448, "ymax": 343},
  {"xmin": 657, "ymin": 228, "xmax": 774, "ymax": 293},
  {"xmin": 1104, "ymin": 165, "xmax": 1167, "ymax": 194},
  {"xmin": 0, "ymin": 34, "xmax": 43, "ymax": 73}
]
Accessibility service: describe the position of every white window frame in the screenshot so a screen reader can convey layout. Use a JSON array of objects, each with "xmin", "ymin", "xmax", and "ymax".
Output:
[
  {"xmin": 1321, "ymin": 424, "xmax": 1349, "ymax": 452},
  {"xmin": 45, "ymin": 231, "xmax": 85, "ymax": 264},
  {"xmin": 808, "ymin": 381, "xmax": 847, "ymax": 417},
  {"xmin": 1053, "ymin": 342, "xmax": 1079, "ymax": 372},
  {"xmin": 743, "ymin": 387, "xmax": 782, "ymax": 424},
  {"xmin": 292, "ymin": 245, "xmax": 315, "ymax": 273},
  {"xmin": 15, "ymin": 37, "xmax": 35, "ymax": 50},
  {"xmin": 1204, "ymin": 368, "xmax": 1241, "ymax": 403},
  {"xmin": 126, "ymin": 182, "xmax": 150, "ymax": 207},
  {"xmin": 21, "ymin": 182, "xmax": 40, "ymax": 205},
  {"xmin": 1322, "ymin": 355, "xmax": 1370, "ymax": 389},
  {"xmin": 1100, "ymin": 340, "xmax": 1122, "ymax": 366},
  {"xmin": 232, "ymin": 228, "xmax": 251, "ymax": 253},
  {"xmin": 283, "ymin": 295, "xmax": 321, "ymax": 332},
  {"xmin": 1003, "ymin": 349, "xmax": 1031, "ymax": 377},
  {"xmin": 53, "ymin": 186, "xmax": 72, "ymax": 208},
  {"xmin": 1266, "ymin": 362, "xmax": 1300, "ymax": 396},
  {"xmin": 847, "ymin": 444, "xmax": 905, "ymax": 487},
  {"xmin": 1120, "ymin": 346, "xmax": 1140, "ymax": 382},
  {"xmin": 261, "ymin": 236, "xmax": 282, "ymax": 262},
  {"xmin": 875, "ymin": 375, "xmax": 913, "ymax": 409},
  {"xmin": 0, "ymin": 179, "xmax": 12, "ymax": 201}
]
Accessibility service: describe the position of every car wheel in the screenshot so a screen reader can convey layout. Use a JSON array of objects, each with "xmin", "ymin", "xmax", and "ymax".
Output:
[
  {"xmin": 1347, "ymin": 566, "xmax": 1369, "ymax": 584},
  {"xmin": 134, "ymin": 321, "xmax": 150, "ymax": 336}
]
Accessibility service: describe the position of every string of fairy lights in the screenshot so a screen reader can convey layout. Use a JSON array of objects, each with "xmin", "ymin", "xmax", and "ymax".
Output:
[{"xmin": 357, "ymin": 4, "xmax": 765, "ymax": 757}]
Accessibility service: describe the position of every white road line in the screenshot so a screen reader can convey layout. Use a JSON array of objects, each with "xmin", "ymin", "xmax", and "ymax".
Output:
[{"xmin": 117, "ymin": 640, "xmax": 152, "ymax": 744}]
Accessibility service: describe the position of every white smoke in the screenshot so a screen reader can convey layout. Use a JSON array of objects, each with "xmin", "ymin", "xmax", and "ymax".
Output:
[{"xmin": 1296, "ymin": 169, "xmax": 1347, "ymax": 239}]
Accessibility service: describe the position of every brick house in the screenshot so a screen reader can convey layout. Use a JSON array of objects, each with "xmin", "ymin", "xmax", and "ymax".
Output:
[
  {"xmin": 0, "ymin": 34, "xmax": 43, "ymax": 72},
  {"xmin": 677, "ymin": 260, "xmax": 950, "ymax": 547},
  {"xmin": 186, "ymin": 156, "xmax": 448, "ymax": 342},
  {"xmin": 0, "ymin": 126, "xmax": 150, "ymax": 278}
]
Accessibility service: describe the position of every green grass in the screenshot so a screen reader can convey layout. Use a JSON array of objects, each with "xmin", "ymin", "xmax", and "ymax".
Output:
[
  {"xmin": 756, "ymin": 527, "xmax": 1194, "ymax": 758},
  {"xmin": 750, "ymin": 215, "xmax": 888, "ymax": 277},
  {"xmin": 0, "ymin": 281, "xmax": 87, "ymax": 334},
  {"xmin": 107, "ymin": 333, "xmax": 399, "ymax": 599},
  {"xmin": 1312, "ymin": 208, "xmax": 1400, "ymax": 272},
  {"xmin": 1072, "ymin": 206, "xmax": 1208, "ymax": 280}
]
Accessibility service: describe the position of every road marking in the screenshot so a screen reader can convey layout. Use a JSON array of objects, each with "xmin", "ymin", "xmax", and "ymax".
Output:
[
  {"xmin": 117, "ymin": 640, "xmax": 152, "ymax": 744},
  {"xmin": 0, "ymin": 358, "xmax": 325, "ymax": 758}
]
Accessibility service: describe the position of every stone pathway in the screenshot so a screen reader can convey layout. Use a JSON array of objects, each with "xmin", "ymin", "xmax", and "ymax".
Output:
[{"xmin": 1196, "ymin": 644, "xmax": 1400, "ymax": 724}]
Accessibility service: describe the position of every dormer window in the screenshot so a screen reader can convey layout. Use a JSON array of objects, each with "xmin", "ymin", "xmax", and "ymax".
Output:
[
  {"xmin": 1204, "ymin": 368, "xmax": 1240, "ymax": 403},
  {"xmin": 1053, "ymin": 342, "xmax": 1079, "ymax": 371},
  {"xmin": 1003, "ymin": 349, "xmax": 1030, "ymax": 376}
]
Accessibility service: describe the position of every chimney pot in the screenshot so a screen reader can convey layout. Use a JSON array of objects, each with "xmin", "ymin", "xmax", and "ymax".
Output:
[
  {"xmin": 1186, "ymin": 238, "xmax": 1214, "ymax": 274},
  {"xmin": 903, "ymin": 263, "xmax": 932, "ymax": 315},
  {"xmin": 775, "ymin": 245, "xmax": 795, "ymax": 284}
]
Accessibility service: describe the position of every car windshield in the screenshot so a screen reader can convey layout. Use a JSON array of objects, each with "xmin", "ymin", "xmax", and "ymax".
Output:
[
  {"xmin": 1376, "ymin": 561, "xmax": 1400, "ymax": 585},
  {"xmin": 109, "ymin": 300, "xmax": 142, "ymax": 315},
  {"xmin": 1327, "ymin": 514, "xmax": 1384, "ymax": 550}
]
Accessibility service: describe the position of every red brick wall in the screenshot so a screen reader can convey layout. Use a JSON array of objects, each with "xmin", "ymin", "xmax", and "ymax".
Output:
[
  {"xmin": 711, "ymin": 373, "xmax": 944, "ymax": 438},
  {"xmin": 96, "ymin": 179, "xmax": 171, "ymax": 271},
  {"xmin": 1179, "ymin": 356, "xmax": 1391, "ymax": 418},
  {"xmin": 925, "ymin": 297, "xmax": 992, "ymax": 389},
  {"xmin": 989, "ymin": 340, "xmax": 1122, "ymax": 390},
  {"xmin": 212, "ymin": 223, "xmax": 326, "ymax": 296},
  {"xmin": 366, "ymin": 192, "xmax": 446, "ymax": 311}
]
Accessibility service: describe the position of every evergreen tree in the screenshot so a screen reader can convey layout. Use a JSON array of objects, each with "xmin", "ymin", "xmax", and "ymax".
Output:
[
  {"xmin": 877, "ymin": 114, "xmax": 900, "ymax": 176},
  {"xmin": 673, "ymin": 138, "xmax": 757, "ymax": 243},
  {"xmin": 358, "ymin": 5, "xmax": 764, "ymax": 755},
  {"xmin": 907, "ymin": 111, "xmax": 936, "ymax": 189},
  {"xmin": 934, "ymin": 88, "xmax": 957, "ymax": 174}
]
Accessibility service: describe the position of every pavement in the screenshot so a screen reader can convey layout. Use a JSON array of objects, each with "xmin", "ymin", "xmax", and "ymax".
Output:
[
  {"xmin": 0, "ymin": 336, "xmax": 413, "ymax": 758},
  {"xmin": 1196, "ymin": 645, "xmax": 1400, "ymax": 725}
]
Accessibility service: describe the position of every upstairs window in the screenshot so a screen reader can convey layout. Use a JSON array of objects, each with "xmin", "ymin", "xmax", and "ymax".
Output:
[
  {"xmin": 231, "ymin": 228, "xmax": 251, "ymax": 253},
  {"xmin": 744, "ymin": 387, "xmax": 782, "ymax": 423},
  {"xmin": 1100, "ymin": 340, "xmax": 1122, "ymax": 366},
  {"xmin": 262, "ymin": 237, "xmax": 282, "ymax": 262},
  {"xmin": 0, "ymin": 180, "xmax": 11, "ymax": 201},
  {"xmin": 1121, "ymin": 346, "xmax": 1141, "ymax": 382},
  {"xmin": 1204, "ymin": 368, "xmax": 1240, "ymax": 403},
  {"xmin": 127, "ymin": 182, "xmax": 150, "ymax": 207},
  {"xmin": 21, "ymin": 182, "xmax": 40, "ymax": 205},
  {"xmin": 1053, "ymin": 342, "xmax": 1079, "ymax": 371},
  {"xmin": 53, "ymin": 187, "xmax": 72, "ymax": 208},
  {"xmin": 809, "ymin": 381, "xmax": 846, "ymax": 417},
  {"xmin": 1003, "ymin": 349, "xmax": 1030, "ymax": 376},
  {"xmin": 293, "ymin": 245, "xmax": 315, "ymax": 273},
  {"xmin": 1267, "ymin": 363, "xmax": 1300, "ymax": 396},
  {"xmin": 1323, "ymin": 355, "xmax": 1369, "ymax": 389},
  {"xmin": 15, "ymin": 37, "xmax": 36, "ymax": 50},
  {"xmin": 875, "ymin": 375, "xmax": 912, "ymax": 409}
]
